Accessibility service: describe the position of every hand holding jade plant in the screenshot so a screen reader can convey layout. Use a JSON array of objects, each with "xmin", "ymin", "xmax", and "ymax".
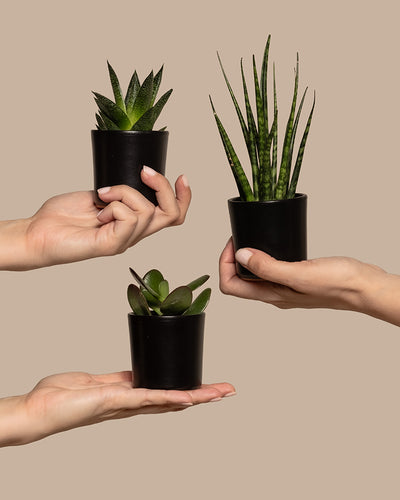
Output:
[
  {"xmin": 128, "ymin": 268, "xmax": 211, "ymax": 316},
  {"xmin": 210, "ymin": 35, "xmax": 315, "ymax": 201},
  {"xmin": 93, "ymin": 62, "xmax": 172, "ymax": 131}
]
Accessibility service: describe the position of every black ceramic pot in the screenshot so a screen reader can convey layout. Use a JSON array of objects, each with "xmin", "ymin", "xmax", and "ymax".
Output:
[
  {"xmin": 128, "ymin": 313, "xmax": 205, "ymax": 390},
  {"xmin": 91, "ymin": 130, "xmax": 169, "ymax": 207},
  {"xmin": 228, "ymin": 194, "xmax": 307, "ymax": 280}
]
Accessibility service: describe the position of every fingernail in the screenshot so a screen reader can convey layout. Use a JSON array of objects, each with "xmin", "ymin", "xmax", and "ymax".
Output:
[
  {"xmin": 97, "ymin": 209, "xmax": 103, "ymax": 217},
  {"xmin": 97, "ymin": 186, "xmax": 111, "ymax": 195},
  {"xmin": 179, "ymin": 402, "xmax": 193, "ymax": 406},
  {"xmin": 210, "ymin": 397, "xmax": 222, "ymax": 402},
  {"xmin": 142, "ymin": 165, "xmax": 157, "ymax": 176},
  {"xmin": 235, "ymin": 248, "xmax": 253, "ymax": 266},
  {"xmin": 181, "ymin": 174, "xmax": 189, "ymax": 187},
  {"xmin": 224, "ymin": 392, "xmax": 237, "ymax": 398}
]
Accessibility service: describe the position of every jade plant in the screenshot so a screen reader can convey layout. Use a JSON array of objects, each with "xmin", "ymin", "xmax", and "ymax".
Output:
[
  {"xmin": 93, "ymin": 62, "xmax": 172, "ymax": 131},
  {"xmin": 128, "ymin": 268, "xmax": 211, "ymax": 316},
  {"xmin": 210, "ymin": 35, "xmax": 315, "ymax": 201}
]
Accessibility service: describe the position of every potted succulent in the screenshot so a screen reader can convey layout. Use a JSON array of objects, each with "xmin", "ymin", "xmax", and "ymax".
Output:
[
  {"xmin": 127, "ymin": 268, "xmax": 211, "ymax": 390},
  {"xmin": 210, "ymin": 35, "xmax": 315, "ymax": 280},
  {"xmin": 92, "ymin": 62, "xmax": 172, "ymax": 207}
]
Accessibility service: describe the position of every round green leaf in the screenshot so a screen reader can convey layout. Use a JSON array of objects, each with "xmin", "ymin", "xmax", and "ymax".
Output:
[
  {"xmin": 160, "ymin": 286, "xmax": 192, "ymax": 316},
  {"xmin": 183, "ymin": 288, "xmax": 211, "ymax": 316}
]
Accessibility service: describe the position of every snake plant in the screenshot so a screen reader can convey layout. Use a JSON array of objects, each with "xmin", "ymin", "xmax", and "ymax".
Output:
[
  {"xmin": 93, "ymin": 62, "xmax": 172, "ymax": 131},
  {"xmin": 128, "ymin": 268, "xmax": 211, "ymax": 316},
  {"xmin": 210, "ymin": 35, "xmax": 315, "ymax": 201}
]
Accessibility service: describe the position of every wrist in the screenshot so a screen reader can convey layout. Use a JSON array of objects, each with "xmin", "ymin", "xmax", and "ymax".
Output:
[
  {"xmin": 0, "ymin": 218, "xmax": 36, "ymax": 271},
  {"xmin": 0, "ymin": 394, "xmax": 31, "ymax": 447},
  {"xmin": 353, "ymin": 264, "xmax": 400, "ymax": 326}
]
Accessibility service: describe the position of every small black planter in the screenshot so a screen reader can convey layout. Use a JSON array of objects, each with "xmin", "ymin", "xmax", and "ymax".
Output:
[
  {"xmin": 91, "ymin": 130, "xmax": 169, "ymax": 207},
  {"xmin": 228, "ymin": 194, "xmax": 307, "ymax": 280},
  {"xmin": 128, "ymin": 313, "xmax": 205, "ymax": 390}
]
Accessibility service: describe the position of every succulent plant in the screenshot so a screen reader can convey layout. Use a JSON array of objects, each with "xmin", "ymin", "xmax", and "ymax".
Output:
[
  {"xmin": 128, "ymin": 268, "xmax": 211, "ymax": 316},
  {"xmin": 210, "ymin": 35, "xmax": 315, "ymax": 201},
  {"xmin": 93, "ymin": 62, "xmax": 172, "ymax": 131}
]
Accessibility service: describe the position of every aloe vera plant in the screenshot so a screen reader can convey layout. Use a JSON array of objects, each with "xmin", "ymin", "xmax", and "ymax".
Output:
[
  {"xmin": 210, "ymin": 35, "xmax": 315, "ymax": 201},
  {"xmin": 93, "ymin": 62, "xmax": 172, "ymax": 131},
  {"xmin": 128, "ymin": 268, "xmax": 211, "ymax": 316}
]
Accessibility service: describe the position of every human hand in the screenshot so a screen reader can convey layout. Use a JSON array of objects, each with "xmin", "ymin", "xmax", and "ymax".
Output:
[
  {"xmin": 1, "ymin": 371, "xmax": 235, "ymax": 446},
  {"xmin": 219, "ymin": 239, "xmax": 400, "ymax": 325},
  {"xmin": 1, "ymin": 167, "xmax": 191, "ymax": 270}
]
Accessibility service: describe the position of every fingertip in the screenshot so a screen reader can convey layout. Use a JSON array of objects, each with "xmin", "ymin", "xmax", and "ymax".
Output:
[{"xmin": 235, "ymin": 248, "xmax": 254, "ymax": 267}]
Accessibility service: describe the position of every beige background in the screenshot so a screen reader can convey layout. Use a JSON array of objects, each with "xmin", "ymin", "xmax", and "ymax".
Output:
[{"xmin": 1, "ymin": 0, "xmax": 400, "ymax": 498}]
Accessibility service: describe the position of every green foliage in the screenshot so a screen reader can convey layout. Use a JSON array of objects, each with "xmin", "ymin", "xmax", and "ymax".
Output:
[
  {"xmin": 93, "ymin": 62, "xmax": 172, "ymax": 131},
  {"xmin": 210, "ymin": 35, "xmax": 315, "ymax": 201},
  {"xmin": 127, "ymin": 268, "xmax": 211, "ymax": 317}
]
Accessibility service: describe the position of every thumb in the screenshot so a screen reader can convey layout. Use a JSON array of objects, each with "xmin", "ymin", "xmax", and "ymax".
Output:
[{"xmin": 235, "ymin": 248, "xmax": 297, "ymax": 286}]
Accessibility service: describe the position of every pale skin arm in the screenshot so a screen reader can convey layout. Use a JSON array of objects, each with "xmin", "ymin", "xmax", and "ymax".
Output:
[
  {"xmin": 0, "ymin": 371, "xmax": 236, "ymax": 447},
  {"xmin": 0, "ymin": 166, "xmax": 191, "ymax": 271},
  {"xmin": 219, "ymin": 239, "xmax": 400, "ymax": 327}
]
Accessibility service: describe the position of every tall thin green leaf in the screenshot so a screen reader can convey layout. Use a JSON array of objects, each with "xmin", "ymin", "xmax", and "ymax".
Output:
[
  {"xmin": 210, "ymin": 96, "xmax": 255, "ymax": 201},
  {"xmin": 271, "ymin": 64, "xmax": 278, "ymax": 194},
  {"xmin": 241, "ymin": 59, "xmax": 260, "ymax": 199},
  {"xmin": 107, "ymin": 61, "xmax": 126, "ymax": 113},
  {"xmin": 275, "ymin": 54, "xmax": 299, "ymax": 199},
  {"xmin": 288, "ymin": 91, "xmax": 316, "ymax": 198},
  {"xmin": 253, "ymin": 55, "xmax": 272, "ymax": 200},
  {"xmin": 217, "ymin": 52, "xmax": 249, "ymax": 147},
  {"xmin": 286, "ymin": 87, "xmax": 308, "ymax": 185},
  {"xmin": 260, "ymin": 35, "xmax": 271, "ymax": 133}
]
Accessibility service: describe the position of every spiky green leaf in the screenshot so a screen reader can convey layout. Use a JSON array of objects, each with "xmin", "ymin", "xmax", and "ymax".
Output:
[
  {"xmin": 95, "ymin": 113, "xmax": 107, "ymax": 130},
  {"xmin": 183, "ymin": 288, "xmax": 211, "ymax": 316},
  {"xmin": 151, "ymin": 65, "xmax": 164, "ymax": 106},
  {"xmin": 130, "ymin": 71, "xmax": 154, "ymax": 124},
  {"xmin": 107, "ymin": 61, "xmax": 126, "ymax": 112},
  {"xmin": 160, "ymin": 286, "xmax": 193, "ymax": 316},
  {"xmin": 99, "ymin": 110, "xmax": 120, "ymax": 130},
  {"xmin": 131, "ymin": 89, "xmax": 172, "ymax": 131},
  {"xmin": 125, "ymin": 71, "xmax": 140, "ymax": 118},
  {"xmin": 93, "ymin": 92, "xmax": 131, "ymax": 130}
]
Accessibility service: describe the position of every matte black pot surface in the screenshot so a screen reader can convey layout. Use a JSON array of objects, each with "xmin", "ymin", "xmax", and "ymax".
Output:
[
  {"xmin": 128, "ymin": 313, "xmax": 205, "ymax": 390},
  {"xmin": 91, "ymin": 130, "xmax": 169, "ymax": 206},
  {"xmin": 228, "ymin": 194, "xmax": 307, "ymax": 280}
]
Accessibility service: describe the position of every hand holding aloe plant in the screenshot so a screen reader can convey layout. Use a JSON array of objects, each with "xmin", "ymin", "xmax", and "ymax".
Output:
[
  {"xmin": 93, "ymin": 62, "xmax": 172, "ymax": 131},
  {"xmin": 128, "ymin": 268, "xmax": 211, "ymax": 316},
  {"xmin": 210, "ymin": 35, "xmax": 315, "ymax": 201}
]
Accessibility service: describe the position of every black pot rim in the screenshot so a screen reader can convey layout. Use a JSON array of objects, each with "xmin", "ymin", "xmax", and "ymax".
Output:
[
  {"xmin": 91, "ymin": 130, "xmax": 169, "ymax": 136},
  {"xmin": 128, "ymin": 312, "xmax": 205, "ymax": 321},
  {"xmin": 228, "ymin": 193, "xmax": 307, "ymax": 205}
]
